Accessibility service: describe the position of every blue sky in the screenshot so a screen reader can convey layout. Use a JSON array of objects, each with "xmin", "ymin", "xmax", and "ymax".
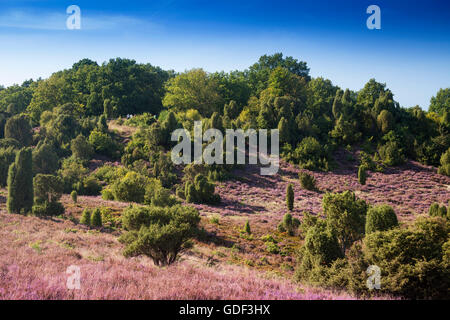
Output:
[{"xmin": 0, "ymin": 0, "xmax": 449, "ymax": 110}]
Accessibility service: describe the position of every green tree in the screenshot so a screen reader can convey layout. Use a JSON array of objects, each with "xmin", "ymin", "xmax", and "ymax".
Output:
[
  {"xmin": 71, "ymin": 190, "xmax": 78, "ymax": 203},
  {"xmin": 7, "ymin": 148, "xmax": 33, "ymax": 214},
  {"xmin": 322, "ymin": 191, "xmax": 368, "ymax": 253},
  {"xmin": 0, "ymin": 147, "xmax": 17, "ymax": 187},
  {"xmin": 244, "ymin": 220, "xmax": 251, "ymax": 235},
  {"xmin": 80, "ymin": 209, "xmax": 91, "ymax": 226},
  {"xmin": 429, "ymin": 88, "xmax": 450, "ymax": 116},
  {"xmin": 32, "ymin": 174, "xmax": 65, "ymax": 216},
  {"xmin": 32, "ymin": 142, "xmax": 59, "ymax": 175},
  {"xmin": 90, "ymin": 208, "xmax": 102, "ymax": 227},
  {"xmin": 163, "ymin": 69, "xmax": 223, "ymax": 117},
  {"xmin": 4, "ymin": 115, "xmax": 32, "ymax": 146},
  {"xmin": 358, "ymin": 165, "xmax": 367, "ymax": 185},
  {"xmin": 71, "ymin": 134, "xmax": 94, "ymax": 161},
  {"xmin": 365, "ymin": 204, "xmax": 399, "ymax": 234},
  {"xmin": 119, "ymin": 205, "xmax": 200, "ymax": 266},
  {"xmin": 286, "ymin": 183, "xmax": 294, "ymax": 211}
]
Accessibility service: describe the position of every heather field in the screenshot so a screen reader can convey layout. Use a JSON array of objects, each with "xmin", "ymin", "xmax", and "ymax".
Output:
[{"xmin": 1, "ymin": 148, "xmax": 447, "ymax": 300}]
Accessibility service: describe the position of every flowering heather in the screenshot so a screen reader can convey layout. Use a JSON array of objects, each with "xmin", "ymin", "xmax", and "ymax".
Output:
[{"xmin": 0, "ymin": 211, "xmax": 358, "ymax": 300}]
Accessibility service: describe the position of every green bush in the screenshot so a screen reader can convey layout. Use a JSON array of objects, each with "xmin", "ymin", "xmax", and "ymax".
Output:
[
  {"xmin": 299, "ymin": 172, "xmax": 316, "ymax": 191},
  {"xmin": 90, "ymin": 208, "xmax": 102, "ymax": 227},
  {"xmin": 119, "ymin": 205, "xmax": 200, "ymax": 266},
  {"xmin": 185, "ymin": 174, "xmax": 220, "ymax": 204},
  {"xmin": 358, "ymin": 165, "xmax": 367, "ymax": 185},
  {"xmin": 71, "ymin": 134, "xmax": 93, "ymax": 161},
  {"xmin": 32, "ymin": 201, "xmax": 65, "ymax": 217},
  {"xmin": 438, "ymin": 148, "xmax": 450, "ymax": 176},
  {"xmin": 4, "ymin": 114, "xmax": 32, "ymax": 146},
  {"xmin": 429, "ymin": 203, "xmax": 440, "ymax": 217},
  {"xmin": 71, "ymin": 190, "xmax": 78, "ymax": 203},
  {"xmin": 150, "ymin": 187, "xmax": 177, "ymax": 207},
  {"xmin": 322, "ymin": 191, "xmax": 368, "ymax": 253},
  {"xmin": 88, "ymin": 128, "xmax": 120, "ymax": 158},
  {"xmin": 286, "ymin": 183, "xmax": 294, "ymax": 211},
  {"xmin": 7, "ymin": 148, "xmax": 33, "ymax": 214},
  {"xmin": 32, "ymin": 174, "xmax": 65, "ymax": 217},
  {"xmin": 244, "ymin": 220, "xmax": 251, "ymax": 235},
  {"xmin": 0, "ymin": 147, "xmax": 17, "ymax": 187},
  {"xmin": 378, "ymin": 141, "xmax": 405, "ymax": 166},
  {"xmin": 278, "ymin": 213, "xmax": 300, "ymax": 236},
  {"xmin": 80, "ymin": 209, "xmax": 91, "ymax": 226},
  {"xmin": 290, "ymin": 137, "xmax": 330, "ymax": 171},
  {"xmin": 365, "ymin": 204, "xmax": 398, "ymax": 234}
]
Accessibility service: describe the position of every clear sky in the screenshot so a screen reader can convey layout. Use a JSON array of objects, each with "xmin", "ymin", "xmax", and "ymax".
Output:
[{"xmin": 0, "ymin": 0, "xmax": 449, "ymax": 109}]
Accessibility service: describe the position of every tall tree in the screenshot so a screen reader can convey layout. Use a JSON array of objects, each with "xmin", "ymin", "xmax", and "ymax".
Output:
[{"xmin": 7, "ymin": 148, "xmax": 33, "ymax": 214}]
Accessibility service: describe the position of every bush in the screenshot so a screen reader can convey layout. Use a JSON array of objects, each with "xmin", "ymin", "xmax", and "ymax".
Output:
[
  {"xmin": 108, "ymin": 171, "xmax": 148, "ymax": 203},
  {"xmin": 90, "ymin": 208, "xmax": 102, "ymax": 227},
  {"xmin": 438, "ymin": 148, "xmax": 450, "ymax": 176},
  {"xmin": 0, "ymin": 147, "xmax": 17, "ymax": 187},
  {"xmin": 438, "ymin": 205, "xmax": 448, "ymax": 218},
  {"xmin": 119, "ymin": 205, "xmax": 200, "ymax": 266},
  {"xmin": 358, "ymin": 165, "xmax": 367, "ymax": 185},
  {"xmin": 322, "ymin": 191, "xmax": 368, "ymax": 253},
  {"xmin": 88, "ymin": 128, "xmax": 119, "ymax": 158},
  {"xmin": 71, "ymin": 134, "xmax": 93, "ymax": 161},
  {"xmin": 290, "ymin": 137, "xmax": 330, "ymax": 171},
  {"xmin": 299, "ymin": 172, "xmax": 316, "ymax": 191},
  {"xmin": 362, "ymin": 217, "xmax": 449, "ymax": 299},
  {"xmin": 378, "ymin": 141, "xmax": 405, "ymax": 166},
  {"xmin": 32, "ymin": 201, "xmax": 65, "ymax": 217},
  {"xmin": 286, "ymin": 183, "xmax": 294, "ymax": 211},
  {"xmin": 365, "ymin": 204, "xmax": 398, "ymax": 234},
  {"xmin": 150, "ymin": 187, "xmax": 177, "ymax": 207},
  {"xmin": 278, "ymin": 213, "xmax": 301, "ymax": 236},
  {"xmin": 71, "ymin": 190, "xmax": 78, "ymax": 204},
  {"xmin": 4, "ymin": 114, "xmax": 32, "ymax": 146},
  {"xmin": 266, "ymin": 242, "xmax": 280, "ymax": 254},
  {"xmin": 58, "ymin": 158, "xmax": 89, "ymax": 193},
  {"xmin": 429, "ymin": 203, "xmax": 440, "ymax": 217},
  {"xmin": 244, "ymin": 220, "xmax": 251, "ymax": 235},
  {"xmin": 185, "ymin": 174, "xmax": 220, "ymax": 204},
  {"xmin": 7, "ymin": 148, "xmax": 33, "ymax": 214},
  {"xmin": 32, "ymin": 142, "xmax": 59, "ymax": 175},
  {"xmin": 74, "ymin": 176, "xmax": 102, "ymax": 196},
  {"xmin": 32, "ymin": 174, "xmax": 65, "ymax": 217},
  {"xmin": 80, "ymin": 209, "xmax": 91, "ymax": 226}
]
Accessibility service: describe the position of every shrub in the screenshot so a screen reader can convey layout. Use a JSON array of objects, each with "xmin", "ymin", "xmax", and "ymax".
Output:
[
  {"xmin": 303, "ymin": 221, "xmax": 343, "ymax": 266},
  {"xmin": 109, "ymin": 171, "xmax": 148, "ymax": 203},
  {"xmin": 90, "ymin": 208, "xmax": 102, "ymax": 227},
  {"xmin": 71, "ymin": 190, "xmax": 78, "ymax": 203},
  {"xmin": 286, "ymin": 183, "xmax": 294, "ymax": 211},
  {"xmin": 266, "ymin": 242, "xmax": 280, "ymax": 254},
  {"xmin": 358, "ymin": 165, "xmax": 367, "ymax": 185},
  {"xmin": 362, "ymin": 217, "xmax": 449, "ymax": 299},
  {"xmin": 32, "ymin": 201, "xmax": 65, "ymax": 217},
  {"xmin": 438, "ymin": 148, "xmax": 450, "ymax": 176},
  {"xmin": 365, "ymin": 204, "xmax": 398, "ymax": 234},
  {"xmin": 4, "ymin": 114, "xmax": 32, "ymax": 146},
  {"xmin": 322, "ymin": 191, "xmax": 368, "ymax": 253},
  {"xmin": 71, "ymin": 134, "xmax": 94, "ymax": 161},
  {"xmin": 291, "ymin": 137, "xmax": 329, "ymax": 171},
  {"xmin": 185, "ymin": 174, "xmax": 220, "ymax": 204},
  {"xmin": 378, "ymin": 141, "xmax": 405, "ymax": 166},
  {"xmin": 438, "ymin": 205, "xmax": 447, "ymax": 218},
  {"xmin": 278, "ymin": 213, "xmax": 301, "ymax": 236},
  {"xmin": 244, "ymin": 220, "xmax": 251, "ymax": 235},
  {"xmin": 119, "ymin": 205, "xmax": 200, "ymax": 266},
  {"xmin": 32, "ymin": 174, "xmax": 65, "ymax": 217},
  {"xmin": 74, "ymin": 176, "xmax": 102, "ymax": 196},
  {"xmin": 150, "ymin": 187, "xmax": 177, "ymax": 207},
  {"xmin": 299, "ymin": 172, "xmax": 316, "ymax": 191},
  {"xmin": 429, "ymin": 203, "xmax": 440, "ymax": 217},
  {"xmin": 32, "ymin": 142, "xmax": 59, "ymax": 175},
  {"xmin": 58, "ymin": 158, "xmax": 89, "ymax": 193},
  {"xmin": 7, "ymin": 148, "xmax": 33, "ymax": 214},
  {"xmin": 88, "ymin": 128, "xmax": 119, "ymax": 158},
  {"xmin": 80, "ymin": 209, "xmax": 91, "ymax": 226},
  {"xmin": 0, "ymin": 147, "xmax": 17, "ymax": 187}
]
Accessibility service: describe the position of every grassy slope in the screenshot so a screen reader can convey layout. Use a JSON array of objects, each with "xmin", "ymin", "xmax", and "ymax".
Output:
[{"xmin": 1, "ymin": 124, "xmax": 448, "ymax": 300}]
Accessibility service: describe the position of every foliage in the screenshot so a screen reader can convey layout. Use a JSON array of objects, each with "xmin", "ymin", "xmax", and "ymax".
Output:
[
  {"xmin": 365, "ymin": 204, "xmax": 398, "ymax": 234},
  {"xmin": 286, "ymin": 183, "xmax": 294, "ymax": 211},
  {"xmin": 71, "ymin": 190, "xmax": 78, "ymax": 203},
  {"xmin": 32, "ymin": 142, "xmax": 59, "ymax": 175},
  {"xmin": 438, "ymin": 148, "xmax": 450, "ymax": 176},
  {"xmin": 0, "ymin": 147, "xmax": 17, "ymax": 187},
  {"xmin": 299, "ymin": 172, "xmax": 317, "ymax": 191},
  {"xmin": 80, "ymin": 209, "xmax": 91, "ymax": 226},
  {"xmin": 278, "ymin": 213, "xmax": 300, "ymax": 236},
  {"xmin": 4, "ymin": 115, "xmax": 32, "ymax": 146},
  {"xmin": 119, "ymin": 205, "xmax": 200, "ymax": 266},
  {"xmin": 322, "ymin": 191, "xmax": 368, "ymax": 253},
  {"xmin": 358, "ymin": 165, "xmax": 367, "ymax": 185},
  {"xmin": 7, "ymin": 148, "xmax": 33, "ymax": 214},
  {"xmin": 185, "ymin": 174, "xmax": 220, "ymax": 204},
  {"xmin": 90, "ymin": 208, "xmax": 103, "ymax": 227},
  {"xmin": 71, "ymin": 134, "xmax": 94, "ymax": 161}
]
